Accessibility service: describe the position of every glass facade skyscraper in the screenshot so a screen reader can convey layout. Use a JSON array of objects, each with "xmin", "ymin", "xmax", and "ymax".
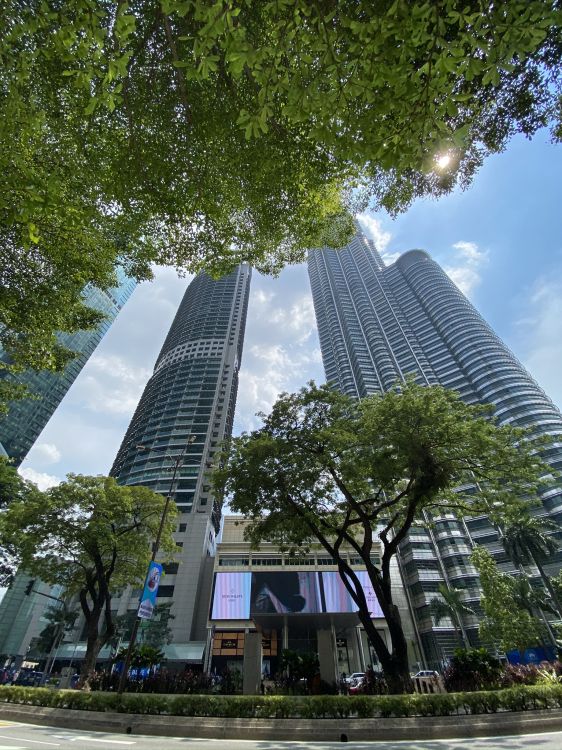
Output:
[
  {"xmin": 308, "ymin": 229, "xmax": 562, "ymax": 663},
  {"xmin": 0, "ymin": 270, "xmax": 136, "ymax": 465},
  {"xmin": 110, "ymin": 265, "xmax": 251, "ymax": 651}
]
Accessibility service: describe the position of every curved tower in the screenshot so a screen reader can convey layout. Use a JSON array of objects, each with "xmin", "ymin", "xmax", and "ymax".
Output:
[
  {"xmin": 309, "ymin": 230, "xmax": 562, "ymax": 663},
  {"xmin": 110, "ymin": 265, "xmax": 251, "ymax": 652}
]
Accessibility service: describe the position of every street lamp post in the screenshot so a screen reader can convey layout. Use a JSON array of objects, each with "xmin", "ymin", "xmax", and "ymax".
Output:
[{"xmin": 117, "ymin": 436, "xmax": 195, "ymax": 694}]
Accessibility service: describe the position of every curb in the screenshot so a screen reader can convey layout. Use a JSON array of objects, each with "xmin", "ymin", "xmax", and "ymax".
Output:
[{"xmin": 1, "ymin": 704, "xmax": 562, "ymax": 741}]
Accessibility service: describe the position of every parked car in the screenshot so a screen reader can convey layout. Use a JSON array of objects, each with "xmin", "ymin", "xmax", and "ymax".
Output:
[
  {"xmin": 348, "ymin": 678, "xmax": 366, "ymax": 695},
  {"xmin": 13, "ymin": 670, "xmax": 44, "ymax": 687},
  {"xmin": 345, "ymin": 672, "xmax": 365, "ymax": 685},
  {"xmin": 413, "ymin": 670, "xmax": 440, "ymax": 678}
]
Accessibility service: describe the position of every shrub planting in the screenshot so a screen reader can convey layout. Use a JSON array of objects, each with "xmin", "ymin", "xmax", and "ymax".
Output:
[
  {"xmin": 1, "ymin": 684, "xmax": 562, "ymax": 719},
  {"xmin": 442, "ymin": 648, "xmax": 503, "ymax": 692}
]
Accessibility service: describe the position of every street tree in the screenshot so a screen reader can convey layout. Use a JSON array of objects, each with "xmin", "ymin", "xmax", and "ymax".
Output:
[
  {"xmin": 0, "ymin": 458, "xmax": 43, "ymax": 585},
  {"xmin": 0, "ymin": 474, "xmax": 176, "ymax": 688},
  {"xmin": 429, "ymin": 583, "xmax": 475, "ymax": 648},
  {"xmin": 472, "ymin": 546, "xmax": 547, "ymax": 659},
  {"xmin": 214, "ymin": 380, "xmax": 548, "ymax": 693},
  {"xmin": 1, "ymin": 1, "xmax": 561, "ymax": 381},
  {"xmin": 139, "ymin": 602, "xmax": 175, "ymax": 649}
]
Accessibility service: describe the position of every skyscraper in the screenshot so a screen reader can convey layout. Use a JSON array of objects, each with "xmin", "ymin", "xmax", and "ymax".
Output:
[
  {"xmin": 110, "ymin": 265, "xmax": 251, "ymax": 653},
  {"xmin": 0, "ymin": 270, "xmax": 136, "ymax": 465},
  {"xmin": 308, "ymin": 229, "xmax": 562, "ymax": 663}
]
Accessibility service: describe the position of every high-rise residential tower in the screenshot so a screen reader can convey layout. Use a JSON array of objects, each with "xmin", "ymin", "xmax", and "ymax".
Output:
[
  {"xmin": 110, "ymin": 265, "xmax": 251, "ymax": 656},
  {"xmin": 0, "ymin": 270, "xmax": 136, "ymax": 465},
  {"xmin": 308, "ymin": 229, "xmax": 562, "ymax": 663}
]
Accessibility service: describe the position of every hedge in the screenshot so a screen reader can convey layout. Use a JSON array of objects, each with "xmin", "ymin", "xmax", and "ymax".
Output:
[{"xmin": 1, "ymin": 685, "xmax": 561, "ymax": 719}]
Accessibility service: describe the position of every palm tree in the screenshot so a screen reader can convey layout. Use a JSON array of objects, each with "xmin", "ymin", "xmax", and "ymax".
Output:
[
  {"xmin": 500, "ymin": 511, "xmax": 562, "ymax": 617},
  {"xmin": 429, "ymin": 583, "xmax": 476, "ymax": 648},
  {"xmin": 511, "ymin": 575, "xmax": 557, "ymax": 617},
  {"xmin": 512, "ymin": 573, "xmax": 559, "ymax": 647}
]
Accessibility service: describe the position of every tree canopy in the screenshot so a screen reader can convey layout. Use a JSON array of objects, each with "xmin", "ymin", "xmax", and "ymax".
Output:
[
  {"xmin": 214, "ymin": 379, "xmax": 549, "ymax": 691},
  {"xmin": 1, "ymin": 1, "xmax": 561, "ymax": 377},
  {"xmin": 0, "ymin": 474, "xmax": 176, "ymax": 686},
  {"xmin": 0, "ymin": 457, "xmax": 43, "ymax": 584},
  {"xmin": 471, "ymin": 546, "xmax": 548, "ymax": 657}
]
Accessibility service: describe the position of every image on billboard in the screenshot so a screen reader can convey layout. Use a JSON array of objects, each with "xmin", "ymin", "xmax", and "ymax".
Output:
[
  {"xmin": 250, "ymin": 571, "xmax": 322, "ymax": 614},
  {"xmin": 321, "ymin": 571, "xmax": 354, "ymax": 613},
  {"xmin": 321, "ymin": 571, "xmax": 383, "ymax": 616},
  {"xmin": 354, "ymin": 571, "xmax": 384, "ymax": 617},
  {"xmin": 211, "ymin": 572, "xmax": 251, "ymax": 619}
]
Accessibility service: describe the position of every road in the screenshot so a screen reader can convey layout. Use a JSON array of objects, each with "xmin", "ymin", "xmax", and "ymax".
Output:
[{"xmin": 0, "ymin": 722, "xmax": 560, "ymax": 750}]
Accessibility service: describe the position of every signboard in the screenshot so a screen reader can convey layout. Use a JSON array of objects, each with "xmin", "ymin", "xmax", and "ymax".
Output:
[{"xmin": 138, "ymin": 561, "xmax": 163, "ymax": 620}]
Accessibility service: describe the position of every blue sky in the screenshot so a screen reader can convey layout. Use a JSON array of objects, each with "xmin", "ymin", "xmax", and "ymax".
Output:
[{"xmin": 18, "ymin": 131, "xmax": 562, "ymax": 490}]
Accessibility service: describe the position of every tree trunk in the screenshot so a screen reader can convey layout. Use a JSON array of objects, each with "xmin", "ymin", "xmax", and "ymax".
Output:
[
  {"xmin": 76, "ymin": 616, "xmax": 103, "ymax": 690},
  {"xmin": 534, "ymin": 558, "xmax": 562, "ymax": 619},
  {"xmin": 358, "ymin": 604, "xmax": 413, "ymax": 694},
  {"xmin": 453, "ymin": 621, "xmax": 465, "ymax": 650}
]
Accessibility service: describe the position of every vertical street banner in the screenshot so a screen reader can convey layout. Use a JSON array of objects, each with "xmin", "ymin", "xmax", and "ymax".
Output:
[{"xmin": 138, "ymin": 561, "xmax": 163, "ymax": 620}]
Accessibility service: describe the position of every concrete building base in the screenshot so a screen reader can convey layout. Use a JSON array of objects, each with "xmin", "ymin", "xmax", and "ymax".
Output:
[
  {"xmin": 242, "ymin": 632, "xmax": 261, "ymax": 695},
  {"xmin": 1, "ymin": 704, "xmax": 562, "ymax": 742},
  {"xmin": 317, "ymin": 628, "xmax": 336, "ymax": 686}
]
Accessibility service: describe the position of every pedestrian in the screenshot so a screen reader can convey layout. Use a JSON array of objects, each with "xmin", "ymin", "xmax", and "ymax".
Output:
[{"xmin": 339, "ymin": 672, "xmax": 348, "ymax": 695}]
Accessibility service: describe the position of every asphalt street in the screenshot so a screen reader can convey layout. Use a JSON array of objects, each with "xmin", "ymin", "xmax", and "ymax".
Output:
[{"xmin": 0, "ymin": 721, "xmax": 560, "ymax": 750}]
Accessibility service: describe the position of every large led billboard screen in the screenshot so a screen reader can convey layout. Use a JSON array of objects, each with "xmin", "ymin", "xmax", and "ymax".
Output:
[{"xmin": 211, "ymin": 570, "xmax": 383, "ymax": 620}]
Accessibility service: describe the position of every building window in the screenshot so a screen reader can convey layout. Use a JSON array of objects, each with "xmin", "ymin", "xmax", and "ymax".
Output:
[
  {"xmin": 251, "ymin": 557, "xmax": 283, "ymax": 566},
  {"xmin": 316, "ymin": 557, "xmax": 338, "ymax": 566},
  {"xmin": 157, "ymin": 585, "xmax": 175, "ymax": 598},
  {"xmin": 219, "ymin": 557, "xmax": 249, "ymax": 567},
  {"xmin": 285, "ymin": 557, "xmax": 315, "ymax": 566}
]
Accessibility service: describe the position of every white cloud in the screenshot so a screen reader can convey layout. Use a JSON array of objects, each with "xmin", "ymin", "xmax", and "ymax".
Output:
[
  {"xmin": 452, "ymin": 240, "xmax": 484, "ymax": 263},
  {"xmin": 444, "ymin": 240, "xmax": 487, "ymax": 298},
  {"xmin": 28, "ymin": 442, "xmax": 61, "ymax": 465},
  {"xmin": 357, "ymin": 213, "xmax": 392, "ymax": 253},
  {"xmin": 236, "ymin": 345, "xmax": 323, "ymax": 432},
  {"xmin": 253, "ymin": 289, "xmax": 275, "ymax": 305},
  {"xmin": 88, "ymin": 354, "xmax": 151, "ymax": 384},
  {"xmin": 19, "ymin": 467, "xmax": 62, "ymax": 491},
  {"xmin": 267, "ymin": 295, "xmax": 317, "ymax": 345},
  {"xmin": 516, "ymin": 276, "xmax": 562, "ymax": 411},
  {"xmin": 444, "ymin": 266, "xmax": 482, "ymax": 297},
  {"xmin": 380, "ymin": 251, "xmax": 401, "ymax": 265},
  {"xmin": 234, "ymin": 268, "xmax": 325, "ymax": 432},
  {"xmin": 72, "ymin": 355, "xmax": 152, "ymax": 416}
]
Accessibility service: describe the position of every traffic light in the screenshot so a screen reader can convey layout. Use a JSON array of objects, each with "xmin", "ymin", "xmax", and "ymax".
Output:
[{"xmin": 24, "ymin": 579, "xmax": 36, "ymax": 596}]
